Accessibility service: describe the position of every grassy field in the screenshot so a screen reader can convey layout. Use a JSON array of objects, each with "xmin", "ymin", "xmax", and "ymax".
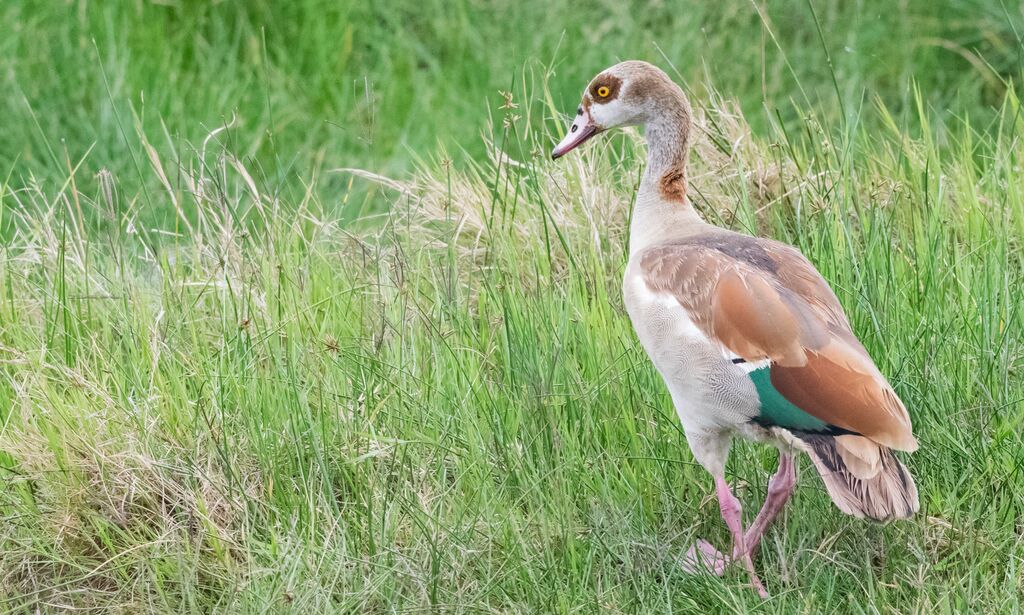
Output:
[{"xmin": 2, "ymin": 0, "xmax": 1024, "ymax": 612}]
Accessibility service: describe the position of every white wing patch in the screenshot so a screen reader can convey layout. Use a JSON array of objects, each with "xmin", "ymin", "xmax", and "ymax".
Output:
[
  {"xmin": 727, "ymin": 353, "xmax": 771, "ymax": 374},
  {"xmin": 625, "ymin": 273, "xmax": 769, "ymax": 374}
]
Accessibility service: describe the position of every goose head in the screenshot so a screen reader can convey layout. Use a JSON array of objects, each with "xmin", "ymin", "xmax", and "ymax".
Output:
[{"xmin": 551, "ymin": 60, "xmax": 690, "ymax": 160}]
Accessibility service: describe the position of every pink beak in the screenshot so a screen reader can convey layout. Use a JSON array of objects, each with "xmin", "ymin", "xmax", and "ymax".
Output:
[{"xmin": 551, "ymin": 106, "xmax": 600, "ymax": 159}]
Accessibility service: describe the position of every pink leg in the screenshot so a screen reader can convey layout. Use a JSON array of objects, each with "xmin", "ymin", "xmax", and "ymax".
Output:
[
  {"xmin": 681, "ymin": 454, "xmax": 795, "ymax": 598},
  {"xmin": 715, "ymin": 476, "xmax": 768, "ymax": 598},
  {"xmin": 743, "ymin": 453, "xmax": 797, "ymax": 557}
]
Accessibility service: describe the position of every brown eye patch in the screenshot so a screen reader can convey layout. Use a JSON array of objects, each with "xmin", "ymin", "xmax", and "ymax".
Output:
[{"xmin": 589, "ymin": 74, "xmax": 622, "ymax": 104}]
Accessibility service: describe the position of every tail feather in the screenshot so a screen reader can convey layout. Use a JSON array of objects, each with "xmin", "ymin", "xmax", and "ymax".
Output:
[{"xmin": 796, "ymin": 433, "xmax": 918, "ymax": 521}]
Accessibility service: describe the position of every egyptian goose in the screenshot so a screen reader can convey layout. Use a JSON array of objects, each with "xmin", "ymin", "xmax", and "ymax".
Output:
[{"xmin": 551, "ymin": 61, "xmax": 918, "ymax": 598}]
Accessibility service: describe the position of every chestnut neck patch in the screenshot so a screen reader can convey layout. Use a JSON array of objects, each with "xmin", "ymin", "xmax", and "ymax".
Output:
[{"xmin": 659, "ymin": 166, "xmax": 687, "ymax": 203}]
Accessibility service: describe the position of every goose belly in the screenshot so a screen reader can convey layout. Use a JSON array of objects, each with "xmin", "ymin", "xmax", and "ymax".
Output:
[{"xmin": 623, "ymin": 271, "xmax": 760, "ymax": 434}]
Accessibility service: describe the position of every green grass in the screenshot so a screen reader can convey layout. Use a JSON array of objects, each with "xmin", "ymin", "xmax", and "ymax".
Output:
[
  {"xmin": 1, "ymin": 0, "xmax": 1024, "ymax": 612},
  {"xmin": 2, "ymin": 1, "xmax": 1021, "ymax": 201}
]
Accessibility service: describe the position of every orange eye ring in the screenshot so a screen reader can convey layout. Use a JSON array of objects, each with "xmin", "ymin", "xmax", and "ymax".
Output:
[{"xmin": 597, "ymin": 86, "xmax": 610, "ymax": 97}]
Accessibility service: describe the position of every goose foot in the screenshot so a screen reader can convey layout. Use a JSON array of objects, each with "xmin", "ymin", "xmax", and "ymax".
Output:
[
  {"xmin": 681, "ymin": 539, "xmax": 728, "ymax": 576},
  {"xmin": 681, "ymin": 539, "xmax": 769, "ymax": 598}
]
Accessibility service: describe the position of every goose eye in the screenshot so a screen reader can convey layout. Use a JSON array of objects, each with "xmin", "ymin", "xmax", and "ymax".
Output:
[{"xmin": 597, "ymin": 86, "xmax": 610, "ymax": 97}]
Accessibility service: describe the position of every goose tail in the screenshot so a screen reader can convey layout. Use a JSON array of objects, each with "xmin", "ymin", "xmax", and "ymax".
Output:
[{"xmin": 795, "ymin": 433, "xmax": 918, "ymax": 522}]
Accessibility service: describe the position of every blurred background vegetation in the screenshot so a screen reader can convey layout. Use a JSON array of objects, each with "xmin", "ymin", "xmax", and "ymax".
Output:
[{"xmin": 2, "ymin": 0, "xmax": 1021, "ymax": 224}]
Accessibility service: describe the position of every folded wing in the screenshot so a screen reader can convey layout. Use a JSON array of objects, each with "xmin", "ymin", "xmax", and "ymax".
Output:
[{"xmin": 641, "ymin": 234, "xmax": 917, "ymax": 452}]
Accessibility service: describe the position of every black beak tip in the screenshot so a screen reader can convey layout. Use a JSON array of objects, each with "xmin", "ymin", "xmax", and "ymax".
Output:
[{"xmin": 551, "ymin": 151, "xmax": 561, "ymax": 161}]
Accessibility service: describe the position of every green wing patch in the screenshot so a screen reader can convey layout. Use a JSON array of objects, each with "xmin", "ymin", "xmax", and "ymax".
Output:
[{"xmin": 749, "ymin": 365, "xmax": 841, "ymax": 434}]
